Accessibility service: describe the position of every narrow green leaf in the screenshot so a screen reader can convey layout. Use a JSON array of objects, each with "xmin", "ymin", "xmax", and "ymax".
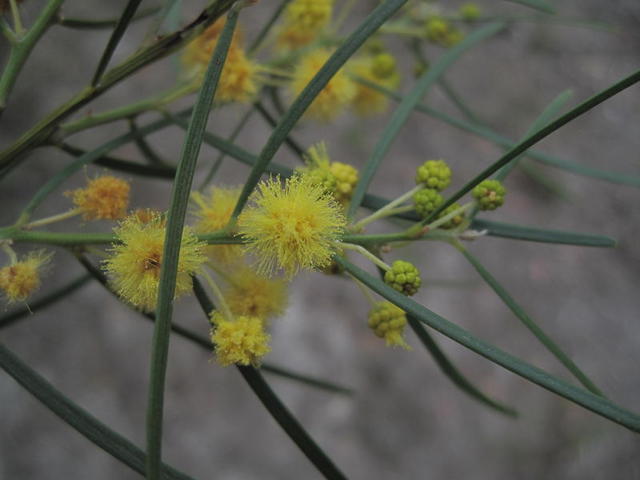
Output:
[
  {"xmin": 438, "ymin": 77, "xmax": 482, "ymax": 125},
  {"xmin": 357, "ymin": 79, "xmax": 640, "ymax": 188},
  {"xmin": 457, "ymin": 245, "xmax": 604, "ymax": 396},
  {"xmin": 0, "ymin": 274, "xmax": 92, "ymax": 330},
  {"xmin": 335, "ymin": 256, "xmax": 640, "ymax": 432},
  {"xmin": 146, "ymin": 11, "xmax": 239, "ymax": 479},
  {"xmin": 348, "ymin": 21, "xmax": 505, "ymax": 219},
  {"xmin": 423, "ymin": 68, "xmax": 640, "ymax": 224},
  {"xmin": 59, "ymin": 142, "xmax": 176, "ymax": 179},
  {"xmin": 91, "ymin": 0, "xmax": 144, "ymax": 87},
  {"xmin": 505, "ymin": 0, "xmax": 556, "ymax": 14},
  {"xmin": 407, "ymin": 316, "xmax": 517, "ymax": 416},
  {"xmin": 231, "ymin": 0, "xmax": 410, "ymax": 220},
  {"xmin": 0, "ymin": 342, "xmax": 195, "ymax": 480},
  {"xmin": 261, "ymin": 364, "xmax": 353, "ymax": 396},
  {"xmin": 255, "ymin": 100, "xmax": 306, "ymax": 157},
  {"xmin": 192, "ymin": 278, "xmax": 348, "ymax": 480},
  {"xmin": 495, "ymin": 89, "xmax": 573, "ymax": 182},
  {"xmin": 57, "ymin": 6, "xmax": 161, "ymax": 30},
  {"xmin": 471, "ymin": 218, "xmax": 616, "ymax": 247}
]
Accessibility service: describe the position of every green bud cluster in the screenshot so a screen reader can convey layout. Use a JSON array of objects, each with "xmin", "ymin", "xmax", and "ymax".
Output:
[
  {"xmin": 305, "ymin": 166, "xmax": 338, "ymax": 194},
  {"xmin": 424, "ymin": 17, "xmax": 463, "ymax": 47},
  {"xmin": 368, "ymin": 301, "xmax": 410, "ymax": 349},
  {"xmin": 459, "ymin": 3, "xmax": 481, "ymax": 21},
  {"xmin": 371, "ymin": 53, "xmax": 397, "ymax": 79},
  {"xmin": 413, "ymin": 188, "xmax": 443, "ymax": 219},
  {"xmin": 415, "ymin": 159, "xmax": 451, "ymax": 191},
  {"xmin": 437, "ymin": 202, "xmax": 465, "ymax": 229},
  {"xmin": 472, "ymin": 179, "xmax": 506, "ymax": 211},
  {"xmin": 384, "ymin": 260, "xmax": 421, "ymax": 296}
]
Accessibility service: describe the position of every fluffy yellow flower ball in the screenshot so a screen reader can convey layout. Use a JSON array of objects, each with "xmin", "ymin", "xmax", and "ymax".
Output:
[
  {"xmin": 223, "ymin": 267, "xmax": 288, "ymax": 321},
  {"xmin": 0, "ymin": 251, "xmax": 53, "ymax": 304},
  {"xmin": 210, "ymin": 312, "xmax": 271, "ymax": 366},
  {"xmin": 237, "ymin": 175, "xmax": 346, "ymax": 278},
  {"xmin": 66, "ymin": 175, "xmax": 130, "ymax": 220},
  {"xmin": 103, "ymin": 212, "xmax": 206, "ymax": 312}
]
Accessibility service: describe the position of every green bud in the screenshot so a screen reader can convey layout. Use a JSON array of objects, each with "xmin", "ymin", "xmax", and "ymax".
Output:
[
  {"xmin": 384, "ymin": 260, "xmax": 422, "ymax": 296},
  {"xmin": 415, "ymin": 159, "xmax": 452, "ymax": 191},
  {"xmin": 472, "ymin": 179, "xmax": 506, "ymax": 211},
  {"xmin": 413, "ymin": 188, "xmax": 444, "ymax": 219}
]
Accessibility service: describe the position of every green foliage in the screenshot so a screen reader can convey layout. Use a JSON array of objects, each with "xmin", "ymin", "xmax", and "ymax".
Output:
[{"xmin": 0, "ymin": 1, "xmax": 638, "ymax": 478}]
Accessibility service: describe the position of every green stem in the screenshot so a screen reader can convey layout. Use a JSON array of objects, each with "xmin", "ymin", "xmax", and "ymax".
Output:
[
  {"xmin": 56, "ymin": 6, "xmax": 162, "ymax": 30},
  {"xmin": 0, "ymin": 0, "xmax": 64, "ymax": 112},
  {"xmin": 339, "ymin": 242, "xmax": 391, "ymax": 271},
  {"xmin": 0, "ymin": 0, "xmax": 236, "ymax": 168},
  {"xmin": 0, "ymin": 17, "xmax": 17, "ymax": 43},
  {"xmin": 1, "ymin": 242, "xmax": 18, "ymax": 264},
  {"xmin": 424, "ymin": 202, "xmax": 473, "ymax": 231},
  {"xmin": 352, "ymin": 184, "xmax": 423, "ymax": 230},
  {"xmin": 8, "ymin": 0, "xmax": 24, "ymax": 36},
  {"xmin": 60, "ymin": 82, "xmax": 196, "ymax": 137},
  {"xmin": 22, "ymin": 208, "xmax": 83, "ymax": 229}
]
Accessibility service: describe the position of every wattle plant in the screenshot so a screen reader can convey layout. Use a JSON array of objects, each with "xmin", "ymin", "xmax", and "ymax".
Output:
[{"xmin": 0, "ymin": 0, "xmax": 639, "ymax": 478}]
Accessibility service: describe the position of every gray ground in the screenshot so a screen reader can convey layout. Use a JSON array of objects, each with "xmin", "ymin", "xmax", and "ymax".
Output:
[{"xmin": 1, "ymin": 0, "xmax": 639, "ymax": 479}]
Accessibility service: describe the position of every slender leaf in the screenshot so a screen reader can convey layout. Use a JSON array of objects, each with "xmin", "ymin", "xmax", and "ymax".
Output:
[
  {"xmin": 505, "ymin": 0, "xmax": 556, "ymax": 14},
  {"xmin": 192, "ymin": 279, "xmax": 348, "ymax": 480},
  {"xmin": 91, "ymin": 0, "xmax": 144, "ymax": 86},
  {"xmin": 0, "ymin": 342, "xmax": 195, "ymax": 480},
  {"xmin": 495, "ymin": 89, "xmax": 573, "ymax": 182},
  {"xmin": 146, "ymin": 11, "xmax": 240, "ymax": 479},
  {"xmin": 129, "ymin": 119, "xmax": 171, "ymax": 167},
  {"xmin": 471, "ymin": 218, "xmax": 616, "ymax": 247},
  {"xmin": 423, "ymin": 68, "xmax": 640, "ymax": 224},
  {"xmin": 348, "ymin": 21, "xmax": 505, "ymax": 219},
  {"xmin": 357, "ymin": 79, "xmax": 640, "ymax": 188},
  {"xmin": 407, "ymin": 315, "xmax": 517, "ymax": 416},
  {"xmin": 0, "ymin": 274, "xmax": 92, "ymax": 330},
  {"xmin": 335, "ymin": 256, "xmax": 640, "ymax": 432},
  {"xmin": 255, "ymin": 100, "xmax": 306, "ymax": 157},
  {"xmin": 58, "ymin": 6, "xmax": 161, "ymax": 30},
  {"xmin": 230, "ymin": 0, "xmax": 411, "ymax": 219},
  {"xmin": 458, "ymin": 245, "xmax": 604, "ymax": 396},
  {"xmin": 59, "ymin": 143, "xmax": 176, "ymax": 179}
]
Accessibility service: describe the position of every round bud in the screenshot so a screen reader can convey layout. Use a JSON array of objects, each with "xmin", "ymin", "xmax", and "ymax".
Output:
[
  {"xmin": 415, "ymin": 159, "xmax": 451, "ymax": 191},
  {"xmin": 384, "ymin": 260, "xmax": 421, "ymax": 296},
  {"xmin": 472, "ymin": 179, "xmax": 506, "ymax": 211},
  {"xmin": 413, "ymin": 188, "xmax": 444, "ymax": 219}
]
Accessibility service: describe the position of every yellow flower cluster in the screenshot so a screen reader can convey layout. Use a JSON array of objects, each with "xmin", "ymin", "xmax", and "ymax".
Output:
[
  {"xmin": 182, "ymin": 19, "xmax": 259, "ymax": 103},
  {"xmin": 276, "ymin": 0, "xmax": 334, "ymax": 51},
  {"xmin": 223, "ymin": 267, "xmax": 288, "ymax": 321},
  {"xmin": 0, "ymin": 251, "xmax": 52, "ymax": 304},
  {"xmin": 103, "ymin": 212, "xmax": 206, "ymax": 312},
  {"xmin": 210, "ymin": 312, "xmax": 271, "ymax": 366},
  {"xmin": 238, "ymin": 174, "xmax": 346, "ymax": 278},
  {"xmin": 67, "ymin": 175, "xmax": 130, "ymax": 220}
]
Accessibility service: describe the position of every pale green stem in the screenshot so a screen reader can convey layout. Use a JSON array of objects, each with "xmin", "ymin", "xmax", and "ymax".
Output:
[
  {"xmin": 22, "ymin": 208, "xmax": 83, "ymax": 229},
  {"xmin": 352, "ymin": 184, "xmax": 423, "ymax": 231},
  {"xmin": 201, "ymin": 269, "xmax": 234, "ymax": 322},
  {"xmin": 426, "ymin": 202, "xmax": 473, "ymax": 231},
  {"xmin": 59, "ymin": 81, "xmax": 197, "ymax": 137},
  {"xmin": 0, "ymin": 18, "xmax": 17, "ymax": 43},
  {"xmin": 1, "ymin": 242, "xmax": 18, "ymax": 264},
  {"xmin": 9, "ymin": 0, "xmax": 24, "ymax": 36},
  {"xmin": 339, "ymin": 242, "xmax": 391, "ymax": 272},
  {"xmin": 378, "ymin": 24, "xmax": 424, "ymax": 37}
]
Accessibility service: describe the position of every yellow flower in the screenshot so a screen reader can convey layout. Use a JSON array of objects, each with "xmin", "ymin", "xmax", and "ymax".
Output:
[
  {"xmin": 368, "ymin": 301, "xmax": 411, "ymax": 350},
  {"xmin": 67, "ymin": 175, "xmax": 130, "ymax": 220},
  {"xmin": 104, "ymin": 212, "xmax": 206, "ymax": 312},
  {"xmin": 284, "ymin": 0, "xmax": 333, "ymax": 29},
  {"xmin": 210, "ymin": 312, "xmax": 271, "ymax": 366},
  {"xmin": 350, "ymin": 53, "xmax": 400, "ymax": 116},
  {"xmin": 223, "ymin": 267, "xmax": 288, "ymax": 321},
  {"xmin": 191, "ymin": 186, "xmax": 242, "ymax": 264},
  {"xmin": 275, "ymin": 0, "xmax": 334, "ymax": 51},
  {"xmin": 0, "ymin": 251, "xmax": 52, "ymax": 304},
  {"xmin": 182, "ymin": 19, "xmax": 259, "ymax": 103},
  {"xmin": 237, "ymin": 175, "xmax": 346, "ymax": 278},
  {"xmin": 290, "ymin": 49, "xmax": 357, "ymax": 121}
]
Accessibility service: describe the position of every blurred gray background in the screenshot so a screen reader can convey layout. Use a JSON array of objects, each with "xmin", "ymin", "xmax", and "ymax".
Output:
[{"xmin": 1, "ymin": 0, "xmax": 640, "ymax": 478}]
